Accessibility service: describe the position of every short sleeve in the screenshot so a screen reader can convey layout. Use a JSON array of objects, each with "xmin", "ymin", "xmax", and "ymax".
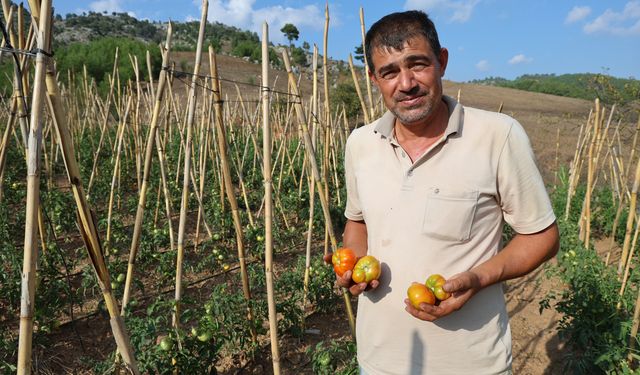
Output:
[
  {"xmin": 344, "ymin": 136, "xmax": 363, "ymax": 221},
  {"xmin": 498, "ymin": 120, "xmax": 556, "ymax": 233}
]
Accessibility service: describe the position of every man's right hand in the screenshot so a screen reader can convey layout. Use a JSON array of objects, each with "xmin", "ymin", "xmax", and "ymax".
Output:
[{"xmin": 323, "ymin": 252, "xmax": 380, "ymax": 296}]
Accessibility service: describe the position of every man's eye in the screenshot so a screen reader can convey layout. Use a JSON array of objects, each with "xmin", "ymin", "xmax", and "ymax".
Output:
[
  {"xmin": 380, "ymin": 71, "xmax": 398, "ymax": 80},
  {"xmin": 411, "ymin": 63, "xmax": 428, "ymax": 71}
]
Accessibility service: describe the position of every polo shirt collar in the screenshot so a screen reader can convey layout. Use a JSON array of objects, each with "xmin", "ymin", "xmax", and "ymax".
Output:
[{"xmin": 374, "ymin": 95, "xmax": 464, "ymax": 143}]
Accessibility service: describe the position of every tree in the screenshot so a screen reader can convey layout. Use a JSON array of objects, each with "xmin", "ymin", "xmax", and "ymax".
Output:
[
  {"xmin": 280, "ymin": 23, "xmax": 299, "ymax": 47},
  {"xmin": 354, "ymin": 43, "xmax": 364, "ymax": 63}
]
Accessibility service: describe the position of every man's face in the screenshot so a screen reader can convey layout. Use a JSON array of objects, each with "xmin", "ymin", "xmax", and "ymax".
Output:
[{"xmin": 369, "ymin": 36, "xmax": 448, "ymax": 126}]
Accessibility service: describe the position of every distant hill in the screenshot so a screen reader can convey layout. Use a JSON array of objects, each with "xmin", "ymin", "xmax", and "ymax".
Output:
[{"xmin": 470, "ymin": 73, "xmax": 639, "ymax": 106}]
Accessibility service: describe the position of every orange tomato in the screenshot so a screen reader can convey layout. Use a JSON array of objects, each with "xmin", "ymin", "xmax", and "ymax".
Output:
[
  {"xmin": 425, "ymin": 274, "xmax": 451, "ymax": 301},
  {"xmin": 407, "ymin": 282, "xmax": 436, "ymax": 308},
  {"xmin": 332, "ymin": 247, "xmax": 356, "ymax": 277},
  {"xmin": 351, "ymin": 255, "xmax": 381, "ymax": 283}
]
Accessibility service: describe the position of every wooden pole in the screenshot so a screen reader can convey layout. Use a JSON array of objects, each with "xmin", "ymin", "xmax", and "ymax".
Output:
[
  {"xmin": 347, "ymin": 54, "xmax": 371, "ymax": 124},
  {"xmin": 174, "ymin": 0, "xmax": 207, "ymax": 328},
  {"xmin": 16, "ymin": 1, "xmax": 50, "ymax": 371},
  {"xmin": 359, "ymin": 6, "xmax": 375, "ymax": 121},
  {"xmin": 209, "ymin": 45, "xmax": 257, "ymax": 341},
  {"xmin": 262, "ymin": 22, "xmax": 281, "ymax": 375},
  {"xmin": 122, "ymin": 23, "xmax": 173, "ymax": 313},
  {"xmin": 618, "ymin": 148, "xmax": 640, "ymax": 276},
  {"xmin": 282, "ymin": 49, "xmax": 356, "ymax": 340}
]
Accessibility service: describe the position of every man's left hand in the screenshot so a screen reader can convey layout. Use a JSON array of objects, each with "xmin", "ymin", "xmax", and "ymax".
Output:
[{"xmin": 404, "ymin": 271, "xmax": 482, "ymax": 321}]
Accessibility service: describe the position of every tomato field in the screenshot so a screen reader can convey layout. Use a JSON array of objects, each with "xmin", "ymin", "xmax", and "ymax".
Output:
[{"xmin": 1, "ymin": 1, "xmax": 640, "ymax": 374}]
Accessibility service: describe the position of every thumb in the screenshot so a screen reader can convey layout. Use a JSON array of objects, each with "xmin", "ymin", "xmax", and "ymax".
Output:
[{"xmin": 443, "ymin": 275, "xmax": 465, "ymax": 293}]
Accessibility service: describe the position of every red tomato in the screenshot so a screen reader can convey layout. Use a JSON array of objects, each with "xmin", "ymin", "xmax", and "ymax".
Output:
[
  {"xmin": 407, "ymin": 282, "xmax": 436, "ymax": 308},
  {"xmin": 332, "ymin": 247, "xmax": 356, "ymax": 277},
  {"xmin": 351, "ymin": 255, "xmax": 381, "ymax": 283},
  {"xmin": 425, "ymin": 274, "xmax": 451, "ymax": 301}
]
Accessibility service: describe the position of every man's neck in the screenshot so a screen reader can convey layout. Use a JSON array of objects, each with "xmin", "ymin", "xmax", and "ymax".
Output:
[{"xmin": 393, "ymin": 99, "xmax": 449, "ymax": 161}]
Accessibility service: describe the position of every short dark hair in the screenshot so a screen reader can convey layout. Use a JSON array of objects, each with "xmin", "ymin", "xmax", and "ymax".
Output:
[{"xmin": 365, "ymin": 10, "xmax": 441, "ymax": 73}]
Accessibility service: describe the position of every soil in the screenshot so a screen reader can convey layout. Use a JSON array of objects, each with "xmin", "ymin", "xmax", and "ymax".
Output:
[{"xmin": 17, "ymin": 52, "xmax": 637, "ymax": 374}]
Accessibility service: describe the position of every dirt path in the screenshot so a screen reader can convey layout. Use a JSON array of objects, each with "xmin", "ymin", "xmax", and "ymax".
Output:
[{"xmin": 505, "ymin": 264, "xmax": 564, "ymax": 374}]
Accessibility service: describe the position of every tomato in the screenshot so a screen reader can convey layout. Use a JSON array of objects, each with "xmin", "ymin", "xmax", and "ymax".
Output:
[
  {"xmin": 425, "ymin": 274, "xmax": 451, "ymax": 301},
  {"xmin": 407, "ymin": 282, "xmax": 436, "ymax": 308},
  {"xmin": 351, "ymin": 255, "xmax": 381, "ymax": 283},
  {"xmin": 332, "ymin": 247, "xmax": 356, "ymax": 277},
  {"xmin": 159, "ymin": 336, "xmax": 173, "ymax": 351},
  {"xmin": 116, "ymin": 273, "xmax": 126, "ymax": 283},
  {"xmin": 197, "ymin": 331, "xmax": 212, "ymax": 342}
]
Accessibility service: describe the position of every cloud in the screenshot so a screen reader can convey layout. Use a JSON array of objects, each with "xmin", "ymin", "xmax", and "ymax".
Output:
[
  {"xmin": 583, "ymin": 1, "xmax": 640, "ymax": 35},
  {"xmin": 475, "ymin": 59, "xmax": 490, "ymax": 71},
  {"xmin": 508, "ymin": 54, "xmax": 532, "ymax": 65},
  {"xmin": 195, "ymin": 0, "xmax": 326, "ymax": 43},
  {"xmin": 89, "ymin": 0, "xmax": 123, "ymax": 13},
  {"xmin": 403, "ymin": 0, "xmax": 480, "ymax": 23},
  {"xmin": 565, "ymin": 6, "xmax": 591, "ymax": 24}
]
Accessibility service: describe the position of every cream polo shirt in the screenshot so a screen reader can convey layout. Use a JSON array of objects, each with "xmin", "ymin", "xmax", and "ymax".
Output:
[{"xmin": 344, "ymin": 96, "xmax": 556, "ymax": 375}]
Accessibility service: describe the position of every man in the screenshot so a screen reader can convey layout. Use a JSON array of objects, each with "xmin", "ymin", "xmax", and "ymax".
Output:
[{"xmin": 332, "ymin": 10, "xmax": 559, "ymax": 374}]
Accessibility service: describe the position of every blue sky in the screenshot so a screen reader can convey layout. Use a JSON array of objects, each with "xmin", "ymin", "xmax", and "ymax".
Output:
[{"xmin": 54, "ymin": 0, "xmax": 639, "ymax": 82}]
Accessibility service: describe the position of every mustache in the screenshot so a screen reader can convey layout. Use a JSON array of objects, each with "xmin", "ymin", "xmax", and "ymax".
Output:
[{"xmin": 393, "ymin": 87, "xmax": 427, "ymax": 101}]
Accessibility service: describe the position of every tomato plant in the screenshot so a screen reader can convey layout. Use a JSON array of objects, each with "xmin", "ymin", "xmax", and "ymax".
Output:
[
  {"xmin": 351, "ymin": 255, "xmax": 381, "ymax": 284},
  {"xmin": 407, "ymin": 282, "xmax": 436, "ymax": 308},
  {"xmin": 332, "ymin": 248, "xmax": 356, "ymax": 277}
]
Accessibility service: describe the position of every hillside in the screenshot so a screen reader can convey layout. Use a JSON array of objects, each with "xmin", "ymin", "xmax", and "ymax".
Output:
[{"xmin": 168, "ymin": 50, "xmax": 595, "ymax": 183}]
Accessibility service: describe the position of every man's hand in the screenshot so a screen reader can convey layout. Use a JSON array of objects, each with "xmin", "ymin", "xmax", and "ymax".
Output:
[
  {"xmin": 323, "ymin": 252, "xmax": 379, "ymax": 296},
  {"xmin": 404, "ymin": 271, "xmax": 481, "ymax": 321}
]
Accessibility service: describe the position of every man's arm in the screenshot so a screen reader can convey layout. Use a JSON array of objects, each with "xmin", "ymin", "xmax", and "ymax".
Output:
[
  {"xmin": 405, "ymin": 221, "xmax": 559, "ymax": 321},
  {"xmin": 343, "ymin": 219, "xmax": 368, "ymax": 258}
]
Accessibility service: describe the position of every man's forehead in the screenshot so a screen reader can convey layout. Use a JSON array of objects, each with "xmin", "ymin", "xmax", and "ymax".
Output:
[{"xmin": 371, "ymin": 37, "xmax": 436, "ymax": 65}]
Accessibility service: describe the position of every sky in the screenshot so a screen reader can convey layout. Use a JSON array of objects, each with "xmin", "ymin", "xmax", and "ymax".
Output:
[{"xmin": 53, "ymin": 0, "xmax": 639, "ymax": 83}]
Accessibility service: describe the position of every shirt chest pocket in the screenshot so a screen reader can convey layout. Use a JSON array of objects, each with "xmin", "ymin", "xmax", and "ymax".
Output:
[{"xmin": 422, "ymin": 188, "xmax": 479, "ymax": 242}]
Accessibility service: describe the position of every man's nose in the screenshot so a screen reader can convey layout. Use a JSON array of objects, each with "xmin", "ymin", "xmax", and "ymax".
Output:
[{"xmin": 397, "ymin": 69, "xmax": 416, "ymax": 91}]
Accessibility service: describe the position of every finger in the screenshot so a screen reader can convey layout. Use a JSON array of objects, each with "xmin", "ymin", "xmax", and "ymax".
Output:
[
  {"xmin": 349, "ymin": 282, "xmax": 367, "ymax": 296},
  {"xmin": 403, "ymin": 299, "xmax": 438, "ymax": 321},
  {"xmin": 443, "ymin": 275, "xmax": 466, "ymax": 293},
  {"xmin": 367, "ymin": 279, "xmax": 380, "ymax": 290},
  {"xmin": 336, "ymin": 270, "xmax": 353, "ymax": 288}
]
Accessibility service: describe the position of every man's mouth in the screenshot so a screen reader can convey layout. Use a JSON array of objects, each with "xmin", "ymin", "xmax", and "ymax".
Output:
[{"xmin": 396, "ymin": 94, "xmax": 425, "ymax": 107}]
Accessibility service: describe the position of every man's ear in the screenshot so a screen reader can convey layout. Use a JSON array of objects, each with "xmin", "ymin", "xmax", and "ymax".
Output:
[
  {"xmin": 368, "ymin": 66, "xmax": 378, "ymax": 86},
  {"xmin": 438, "ymin": 48, "xmax": 449, "ymax": 77}
]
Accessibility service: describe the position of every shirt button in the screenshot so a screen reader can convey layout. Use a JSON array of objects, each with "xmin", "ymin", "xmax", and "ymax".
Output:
[
  {"xmin": 401, "ymin": 151, "xmax": 406, "ymax": 158},
  {"xmin": 407, "ymin": 170, "xmax": 413, "ymax": 177},
  {"xmin": 434, "ymin": 188, "xmax": 439, "ymax": 194}
]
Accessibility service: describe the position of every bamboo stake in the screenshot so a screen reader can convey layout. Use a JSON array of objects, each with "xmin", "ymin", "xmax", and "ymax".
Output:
[
  {"xmin": 37, "ymin": 22, "xmax": 142, "ymax": 375},
  {"xmin": 625, "ymin": 116, "xmax": 640, "ymax": 183},
  {"xmin": 174, "ymin": 1, "xmax": 207, "ymax": 328},
  {"xmin": 618, "ymin": 148, "xmax": 640, "ymax": 276},
  {"xmin": 122, "ymin": 23, "xmax": 173, "ymax": 313},
  {"xmin": 582, "ymin": 98, "xmax": 600, "ymax": 248},
  {"xmin": 261, "ymin": 23, "xmax": 282, "ymax": 375},
  {"xmin": 106, "ymin": 97, "xmax": 133, "ymax": 253},
  {"xmin": 322, "ymin": 2, "xmax": 332, "ymax": 258},
  {"xmin": 209, "ymin": 45, "xmax": 257, "ymax": 341},
  {"xmin": 16, "ymin": 1, "xmax": 49, "ymax": 371},
  {"xmin": 155, "ymin": 131, "xmax": 175, "ymax": 252},
  {"xmin": 282, "ymin": 49, "xmax": 356, "ymax": 340},
  {"xmin": 347, "ymin": 54, "xmax": 370, "ymax": 124},
  {"xmin": 302, "ymin": 44, "xmax": 319, "ymax": 329},
  {"xmin": 86, "ymin": 48, "xmax": 119, "ymax": 195},
  {"xmin": 359, "ymin": 6, "xmax": 374, "ymax": 120}
]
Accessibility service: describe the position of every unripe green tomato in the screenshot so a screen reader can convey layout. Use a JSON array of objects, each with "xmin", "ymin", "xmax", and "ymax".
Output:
[{"xmin": 159, "ymin": 336, "xmax": 173, "ymax": 351}]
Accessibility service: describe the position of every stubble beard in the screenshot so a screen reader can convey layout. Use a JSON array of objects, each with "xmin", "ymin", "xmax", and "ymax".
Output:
[{"xmin": 390, "ymin": 91, "xmax": 438, "ymax": 126}]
